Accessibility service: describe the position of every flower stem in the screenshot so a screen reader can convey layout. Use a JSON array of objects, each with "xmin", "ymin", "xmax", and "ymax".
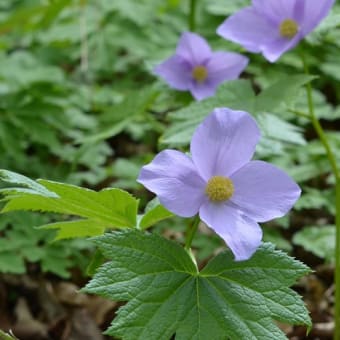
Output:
[
  {"xmin": 300, "ymin": 52, "xmax": 340, "ymax": 339},
  {"xmin": 188, "ymin": 0, "xmax": 197, "ymax": 31},
  {"xmin": 300, "ymin": 53, "xmax": 339, "ymax": 177},
  {"xmin": 336, "ymin": 180, "xmax": 340, "ymax": 340},
  {"xmin": 185, "ymin": 216, "xmax": 200, "ymax": 250}
]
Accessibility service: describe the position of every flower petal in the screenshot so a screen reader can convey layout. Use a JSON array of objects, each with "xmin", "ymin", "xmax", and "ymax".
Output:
[
  {"xmin": 262, "ymin": 34, "xmax": 302, "ymax": 62},
  {"xmin": 137, "ymin": 150, "xmax": 206, "ymax": 217},
  {"xmin": 230, "ymin": 160, "xmax": 301, "ymax": 222},
  {"xmin": 189, "ymin": 82, "xmax": 216, "ymax": 101},
  {"xmin": 206, "ymin": 52, "xmax": 249, "ymax": 86},
  {"xmin": 154, "ymin": 55, "xmax": 192, "ymax": 90},
  {"xmin": 199, "ymin": 202, "xmax": 262, "ymax": 261},
  {"xmin": 176, "ymin": 32, "xmax": 212, "ymax": 65},
  {"xmin": 299, "ymin": 0, "xmax": 335, "ymax": 34},
  {"xmin": 253, "ymin": 0, "xmax": 297, "ymax": 23},
  {"xmin": 190, "ymin": 108, "xmax": 260, "ymax": 181},
  {"xmin": 217, "ymin": 7, "xmax": 278, "ymax": 53},
  {"xmin": 292, "ymin": 0, "xmax": 306, "ymax": 22}
]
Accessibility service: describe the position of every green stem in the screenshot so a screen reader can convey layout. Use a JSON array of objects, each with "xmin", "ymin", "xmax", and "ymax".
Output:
[
  {"xmin": 300, "ymin": 52, "xmax": 340, "ymax": 340},
  {"xmin": 336, "ymin": 181, "xmax": 340, "ymax": 340},
  {"xmin": 188, "ymin": 0, "xmax": 197, "ymax": 31},
  {"xmin": 185, "ymin": 216, "xmax": 200, "ymax": 250},
  {"xmin": 300, "ymin": 53, "xmax": 339, "ymax": 177}
]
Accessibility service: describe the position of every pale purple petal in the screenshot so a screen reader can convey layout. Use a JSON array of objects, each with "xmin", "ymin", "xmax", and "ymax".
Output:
[
  {"xmin": 176, "ymin": 32, "xmax": 212, "ymax": 66},
  {"xmin": 189, "ymin": 82, "xmax": 216, "ymax": 101},
  {"xmin": 206, "ymin": 52, "xmax": 249, "ymax": 86},
  {"xmin": 292, "ymin": 0, "xmax": 306, "ymax": 22},
  {"xmin": 299, "ymin": 0, "xmax": 335, "ymax": 34},
  {"xmin": 217, "ymin": 7, "xmax": 278, "ymax": 53},
  {"xmin": 253, "ymin": 0, "xmax": 297, "ymax": 23},
  {"xmin": 190, "ymin": 108, "xmax": 260, "ymax": 181},
  {"xmin": 217, "ymin": 0, "xmax": 334, "ymax": 62},
  {"xmin": 230, "ymin": 160, "xmax": 301, "ymax": 222},
  {"xmin": 188, "ymin": 52, "xmax": 248, "ymax": 100},
  {"xmin": 137, "ymin": 150, "xmax": 206, "ymax": 217},
  {"xmin": 262, "ymin": 34, "xmax": 302, "ymax": 62},
  {"xmin": 154, "ymin": 55, "xmax": 192, "ymax": 90},
  {"xmin": 199, "ymin": 202, "xmax": 262, "ymax": 261}
]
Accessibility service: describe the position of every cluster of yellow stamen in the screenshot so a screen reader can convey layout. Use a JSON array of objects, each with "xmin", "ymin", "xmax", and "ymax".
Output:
[
  {"xmin": 205, "ymin": 176, "xmax": 234, "ymax": 202},
  {"xmin": 192, "ymin": 65, "xmax": 208, "ymax": 83},
  {"xmin": 279, "ymin": 19, "xmax": 299, "ymax": 39}
]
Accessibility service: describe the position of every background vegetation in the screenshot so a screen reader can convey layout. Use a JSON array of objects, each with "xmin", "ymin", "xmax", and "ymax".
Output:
[{"xmin": 0, "ymin": 0, "xmax": 339, "ymax": 338}]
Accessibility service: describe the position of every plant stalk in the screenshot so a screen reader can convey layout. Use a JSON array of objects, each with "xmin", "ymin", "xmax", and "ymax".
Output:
[
  {"xmin": 300, "ymin": 52, "xmax": 340, "ymax": 340},
  {"xmin": 185, "ymin": 216, "xmax": 200, "ymax": 250},
  {"xmin": 189, "ymin": 0, "xmax": 197, "ymax": 31},
  {"xmin": 336, "ymin": 180, "xmax": 340, "ymax": 340}
]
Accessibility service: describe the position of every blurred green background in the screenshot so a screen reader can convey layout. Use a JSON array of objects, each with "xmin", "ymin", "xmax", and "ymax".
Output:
[{"xmin": 0, "ymin": 0, "xmax": 340, "ymax": 338}]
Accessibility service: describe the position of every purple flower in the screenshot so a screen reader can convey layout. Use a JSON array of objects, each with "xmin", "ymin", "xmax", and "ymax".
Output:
[
  {"xmin": 217, "ymin": 0, "xmax": 335, "ymax": 62},
  {"xmin": 154, "ymin": 32, "xmax": 248, "ymax": 100},
  {"xmin": 138, "ymin": 108, "xmax": 301, "ymax": 261}
]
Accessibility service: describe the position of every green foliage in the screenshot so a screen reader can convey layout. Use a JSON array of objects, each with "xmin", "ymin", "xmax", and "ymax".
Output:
[
  {"xmin": 254, "ymin": 75, "xmax": 316, "ymax": 112},
  {"xmin": 160, "ymin": 76, "xmax": 311, "ymax": 157},
  {"xmin": 84, "ymin": 230, "xmax": 311, "ymax": 340},
  {"xmin": 0, "ymin": 169, "xmax": 139, "ymax": 240},
  {"xmin": 160, "ymin": 80, "xmax": 255, "ymax": 146},
  {"xmin": 0, "ymin": 329, "xmax": 19, "ymax": 340},
  {"xmin": 138, "ymin": 199, "xmax": 174, "ymax": 230},
  {"xmin": 263, "ymin": 228, "xmax": 292, "ymax": 252},
  {"xmin": 0, "ymin": 49, "xmax": 110, "ymax": 184},
  {"xmin": 0, "ymin": 170, "xmax": 177, "ymax": 242},
  {"xmin": 0, "ymin": 0, "xmax": 338, "ymax": 335},
  {"xmin": 110, "ymin": 158, "xmax": 144, "ymax": 190},
  {"xmin": 79, "ymin": 86, "xmax": 161, "ymax": 144},
  {"xmin": 204, "ymin": 0, "xmax": 249, "ymax": 16},
  {"xmin": 0, "ymin": 0, "xmax": 71, "ymax": 33},
  {"xmin": 293, "ymin": 225, "xmax": 335, "ymax": 263},
  {"xmin": 0, "ymin": 212, "xmax": 91, "ymax": 278},
  {"xmin": 0, "ymin": 0, "xmax": 176, "ymax": 187},
  {"xmin": 295, "ymin": 188, "xmax": 334, "ymax": 215}
]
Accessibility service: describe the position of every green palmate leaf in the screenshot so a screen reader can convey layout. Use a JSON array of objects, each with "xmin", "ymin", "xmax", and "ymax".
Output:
[
  {"xmin": 293, "ymin": 225, "xmax": 335, "ymax": 263},
  {"xmin": 161, "ymin": 78, "xmax": 306, "ymax": 149},
  {"xmin": 139, "ymin": 203, "xmax": 173, "ymax": 230},
  {"xmin": 160, "ymin": 80, "xmax": 255, "ymax": 146},
  {"xmin": 38, "ymin": 220, "xmax": 107, "ymax": 240},
  {"xmin": 295, "ymin": 188, "xmax": 334, "ymax": 214},
  {"xmin": 84, "ymin": 230, "xmax": 311, "ymax": 340},
  {"xmin": 0, "ymin": 170, "xmax": 139, "ymax": 240},
  {"xmin": 79, "ymin": 87, "xmax": 159, "ymax": 144},
  {"xmin": 0, "ymin": 212, "xmax": 90, "ymax": 278},
  {"xmin": 263, "ymin": 228, "xmax": 292, "ymax": 252},
  {"xmin": 0, "ymin": 252, "xmax": 26, "ymax": 274},
  {"xmin": 86, "ymin": 249, "xmax": 106, "ymax": 277},
  {"xmin": 256, "ymin": 113, "xmax": 305, "ymax": 146},
  {"xmin": 0, "ymin": 169, "xmax": 57, "ymax": 197},
  {"xmin": 255, "ymin": 75, "xmax": 317, "ymax": 112}
]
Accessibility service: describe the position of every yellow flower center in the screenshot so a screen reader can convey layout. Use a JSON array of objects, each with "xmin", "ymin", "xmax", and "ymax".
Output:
[
  {"xmin": 279, "ymin": 19, "xmax": 299, "ymax": 39},
  {"xmin": 205, "ymin": 176, "xmax": 234, "ymax": 202},
  {"xmin": 192, "ymin": 65, "xmax": 208, "ymax": 83}
]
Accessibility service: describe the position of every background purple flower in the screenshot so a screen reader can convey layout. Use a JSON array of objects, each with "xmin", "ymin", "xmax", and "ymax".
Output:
[
  {"xmin": 138, "ymin": 108, "xmax": 301, "ymax": 261},
  {"xmin": 154, "ymin": 32, "xmax": 248, "ymax": 100},
  {"xmin": 217, "ymin": 0, "xmax": 335, "ymax": 62}
]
